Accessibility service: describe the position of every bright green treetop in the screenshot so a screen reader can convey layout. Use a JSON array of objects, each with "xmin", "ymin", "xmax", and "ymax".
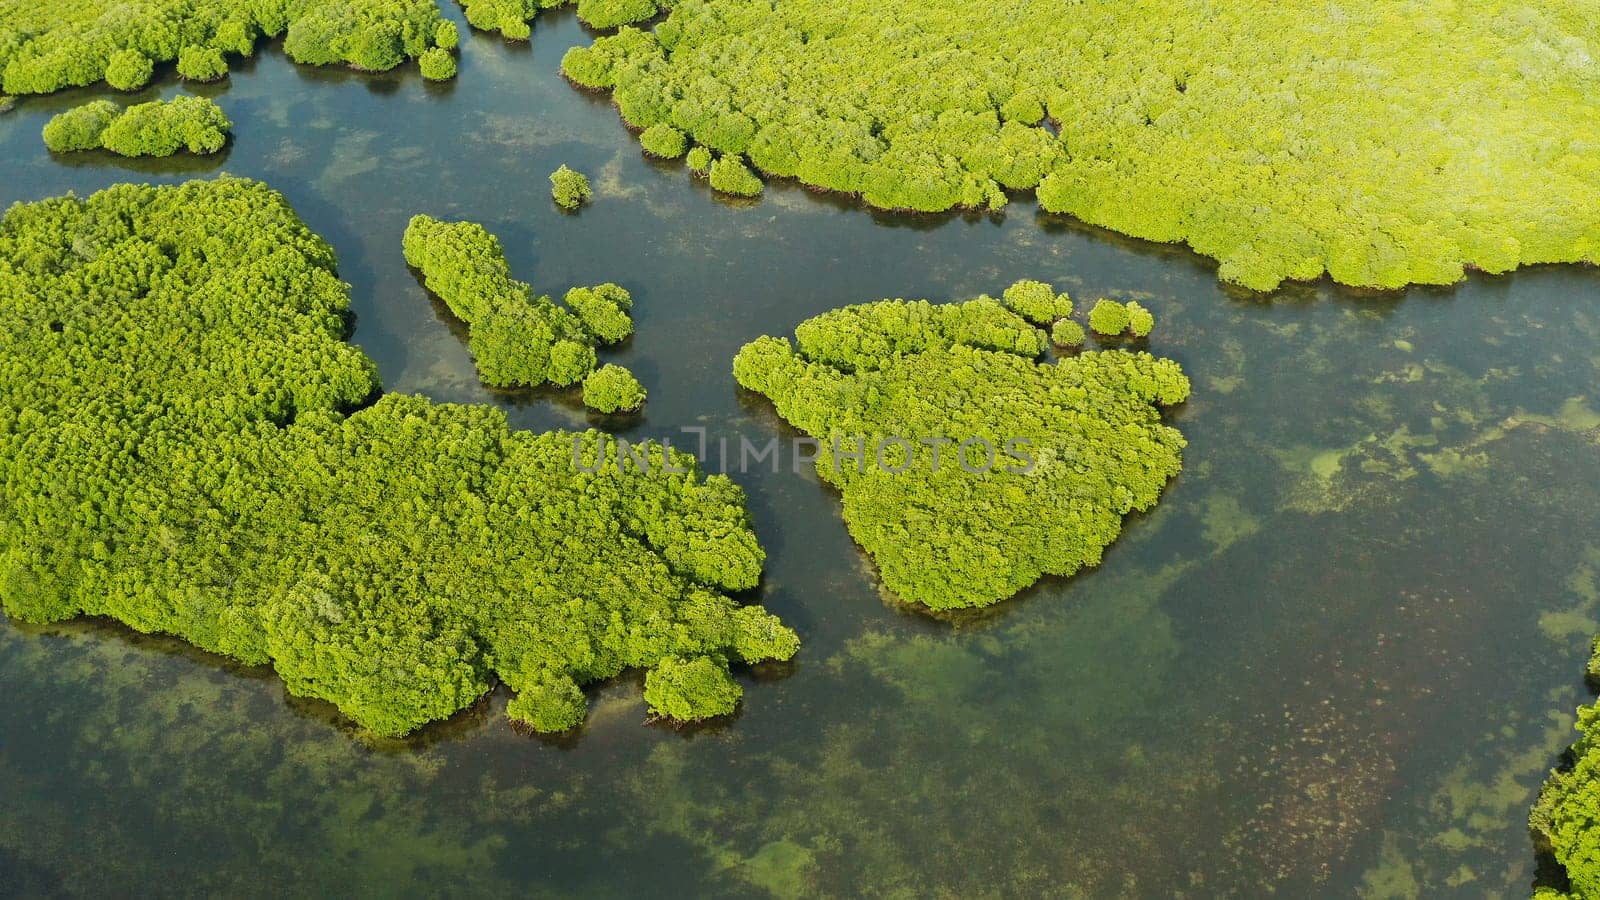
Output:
[
  {"xmin": 583, "ymin": 364, "xmax": 648, "ymax": 413},
  {"xmin": 550, "ymin": 164, "xmax": 594, "ymax": 210}
]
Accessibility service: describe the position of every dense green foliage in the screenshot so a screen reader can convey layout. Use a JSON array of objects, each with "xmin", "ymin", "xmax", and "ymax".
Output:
[
  {"xmin": 582, "ymin": 364, "xmax": 646, "ymax": 413},
  {"xmin": 418, "ymin": 46, "xmax": 456, "ymax": 81},
  {"xmin": 1126, "ymin": 301, "xmax": 1154, "ymax": 338},
  {"xmin": 0, "ymin": 0, "xmax": 448, "ymax": 95},
  {"xmin": 1533, "ymin": 638, "xmax": 1600, "ymax": 899},
  {"xmin": 176, "ymin": 44, "xmax": 227, "ymax": 82},
  {"xmin": 564, "ymin": 283, "xmax": 634, "ymax": 343},
  {"xmin": 550, "ymin": 164, "xmax": 593, "ymax": 210},
  {"xmin": 733, "ymin": 283, "xmax": 1189, "ymax": 609},
  {"xmin": 459, "ymin": 0, "xmax": 655, "ymax": 40},
  {"xmin": 434, "ymin": 19, "xmax": 459, "ymax": 49},
  {"xmin": 1049, "ymin": 318, "xmax": 1085, "ymax": 348},
  {"xmin": 1001, "ymin": 278, "xmax": 1070, "ymax": 326},
  {"xmin": 42, "ymin": 96, "xmax": 230, "ymax": 157},
  {"xmin": 642, "ymin": 655, "xmax": 743, "ymax": 722},
  {"xmin": 0, "ymin": 177, "xmax": 795, "ymax": 736},
  {"xmin": 560, "ymin": 0, "xmax": 1600, "ymax": 289},
  {"xmin": 104, "ymin": 48, "xmax": 153, "ymax": 90},
  {"xmin": 403, "ymin": 215, "xmax": 632, "ymax": 389},
  {"xmin": 685, "ymin": 145, "xmax": 711, "ymax": 174},
  {"xmin": 708, "ymin": 154, "xmax": 762, "ymax": 197},
  {"xmin": 639, "ymin": 122, "xmax": 686, "ymax": 158},
  {"xmin": 1088, "ymin": 299, "xmax": 1131, "ymax": 337},
  {"xmin": 39, "ymin": 99, "xmax": 117, "ymax": 151},
  {"xmin": 576, "ymin": 0, "xmax": 657, "ymax": 29}
]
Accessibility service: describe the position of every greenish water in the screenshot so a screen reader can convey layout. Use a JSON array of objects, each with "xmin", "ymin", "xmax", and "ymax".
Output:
[{"xmin": 3, "ymin": 11, "xmax": 1600, "ymax": 897}]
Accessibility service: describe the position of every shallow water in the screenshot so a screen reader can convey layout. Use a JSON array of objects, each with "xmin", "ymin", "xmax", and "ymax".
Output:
[{"xmin": 2, "ymin": 10, "xmax": 1599, "ymax": 897}]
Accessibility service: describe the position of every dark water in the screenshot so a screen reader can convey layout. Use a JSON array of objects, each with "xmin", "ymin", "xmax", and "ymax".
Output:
[{"xmin": 3, "ymin": 10, "xmax": 1599, "ymax": 898}]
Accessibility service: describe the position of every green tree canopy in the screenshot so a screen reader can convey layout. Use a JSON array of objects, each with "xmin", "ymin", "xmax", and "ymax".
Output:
[
  {"xmin": 1, "ymin": 0, "xmax": 450, "ymax": 95},
  {"xmin": 582, "ymin": 364, "xmax": 647, "ymax": 413},
  {"xmin": 402, "ymin": 215, "xmax": 634, "ymax": 390},
  {"xmin": 550, "ymin": 164, "xmax": 594, "ymax": 210},
  {"xmin": 44, "ymin": 95, "xmax": 232, "ymax": 157},
  {"xmin": 732, "ymin": 284, "xmax": 1188, "ymax": 610},
  {"xmin": 0, "ymin": 177, "xmax": 794, "ymax": 736},
  {"xmin": 559, "ymin": 0, "xmax": 1600, "ymax": 290}
]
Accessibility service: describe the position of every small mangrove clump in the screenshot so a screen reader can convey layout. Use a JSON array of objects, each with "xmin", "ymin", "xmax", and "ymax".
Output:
[
  {"xmin": 43, "ymin": 96, "xmax": 231, "ymax": 157},
  {"xmin": 1087, "ymin": 299, "xmax": 1131, "ymax": 336},
  {"xmin": 640, "ymin": 123, "xmax": 688, "ymax": 159},
  {"xmin": 419, "ymin": 47, "xmax": 457, "ymax": 81},
  {"xmin": 550, "ymin": 164, "xmax": 594, "ymax": 210},
  {"xmin": 583, "ymin": 364, "xmax": 647, "ymax": 413},
  {"xmin": 1050, "ymin": 318, "xmax": 1086, "ymax": 348},
  {"xmin": 708, "ymin": 155, "xmax": 764, "ymax": 197},
  {"xmin": 1001, "ymin": 279, "xmax": 1072, "ymax": 325}
]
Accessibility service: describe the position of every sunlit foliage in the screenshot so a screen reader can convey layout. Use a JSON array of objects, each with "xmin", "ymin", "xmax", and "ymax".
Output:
[
  {"xmin": 1000, "ymin": 278, "xmax": 1070, "ymax": 326},
  {"xmin": 564, "ymin": 283, "xmax": 634, "ymax": 344},
  {"xmin": 732, "ymin": 283, "xmax": 1188, "ymax": 609},
  {"xmin": 643, "ymin": 655, "xmax": 743, "ymax": 722},
  {"xmin": 176, "ymin": 44, "xmax": 227, "ymax": 82},
  {"xmin": 104, "ymin": 48, "xmax": 153, "ymax": 90},
  {"xmin": 419, "ymin": 46, "xmax": 456, "ymax": 81},
  {"xmin": 403, "ymin": 215, "xmax": 630, "ymax": 389},
  {"xmin": 639, "ymin": 122, "xmax": 687, "ymax": 158},
  {"xmin": 582, "ymin": 364, "xmax": 646, "ymax": 413},
  {"xmin": 40, "ymin": 99, "xmax": 118, "ymax": 151},
  {"xmin": 686, "ymin": 145, "xmax": 711, "ymax": 174},
  {"xmin": 708, "ymin": 154, "xmax": 762, "ymax": 197},
  {"xmin": 1050, "ymin": 318, "xmax": 1085, "ymax": 348},
  {"xmin": 1126, "ymin": 301, "xmax": 1154, "ymax": 338},
  {"xmin": 1533, "ymin": 637, "xmax": 1600, "ymax": 899},
  {"xmin": 550, "ymin": 164, "xmax": 593, "ymax": 210},
  {"xmin": 560, "ymin": 0, "xmax": 1600, "ymax": 289},
  {"xmin": 458, "ymin": 0, "xmax": 656, "ymax": 40},
  {"xmin": 434, "ymin": 19, "xmax": 459, "ymax": 49},
  {"xmin": 44, "ymin": 95, "xmax": 230, "ymax": 156},
  {"xmin": 0, "ymin": 177, "xmax": 794, "ymax": 735},
  {"xmin": 0, "ymin": 0, "xmax": 449, "ymax": 95},
  {"xmin": 1088, "ymin": 299, "xmax": 1131, "ymax": 337}
]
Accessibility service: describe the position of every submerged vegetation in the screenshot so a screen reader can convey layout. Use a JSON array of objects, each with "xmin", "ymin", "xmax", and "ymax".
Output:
[
  {"xmin": 0, "ymin": 0, "xmax": 451, "ymax": 95},
  {"xmin": 402, "ymin": 215, "xmax": 632, "ymax": 390},
  {"xmin": 42, "ymin": 96, "xmax": 230, "ymax": 157},
  {"xmin": 561, "ymin": 0, "xmax": 1600, "ymax": 290},
  {"xmin": 0, "ymin": 177, "xmax": 796, "ymax": 736},
  {"xmin": 733, "ymin": 283, "xmax": 1189, "ymax": 609}
]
